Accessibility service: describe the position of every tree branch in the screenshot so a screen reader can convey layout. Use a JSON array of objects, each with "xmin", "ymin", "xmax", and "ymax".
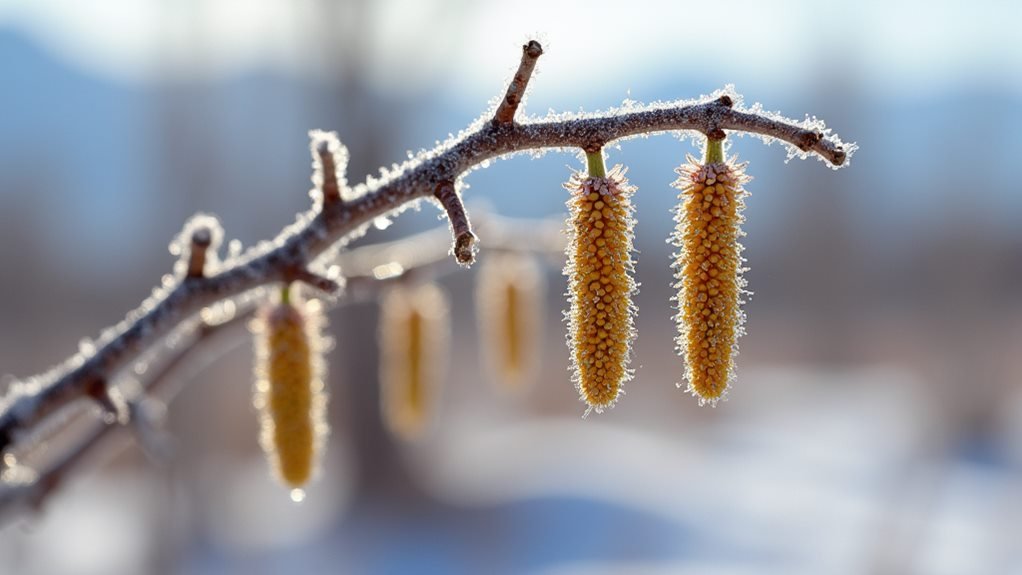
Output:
[
  {"xmin": 0, "ymin": 215, "xmax": 564, "ymax": 519},
  {"xmin": 0, "ymin": 40, "xmax": 853, "ymax": 454}
]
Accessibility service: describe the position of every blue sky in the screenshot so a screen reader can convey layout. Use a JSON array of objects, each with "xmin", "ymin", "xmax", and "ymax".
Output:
[{"xmin": 1, "ymin": 0, "xmax": 1019, "ymax": 96}]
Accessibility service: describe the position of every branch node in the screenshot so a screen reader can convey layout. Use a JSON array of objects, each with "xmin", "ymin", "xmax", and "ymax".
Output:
[
  {"xmin": 83, "ymin": 378, "xmax": 124, "ymax": 424},
  {"xmin": 715, "ymin": 94, "xmax": 734, "ymax": 108},
  {"xmin": 287, "ymin": 267, "xmax": 343, "ymax": 295},
  {"xmin": 309, "ymin": 130, "xmax": 349, "ymax": 207},
  {"xmin": 186, "ymin": 226, "xmax": 212, "ymax": 279},
  {"xmin": 796, "ymin": 130, "xmax": 823, "ymax": 152},
  {"xmin": 434, "ymin": 181, "xmax": 477, "ymax": 266},
  {"xmin": 493, "ymin": 40, "xmax": 544, "ymax": 124}
]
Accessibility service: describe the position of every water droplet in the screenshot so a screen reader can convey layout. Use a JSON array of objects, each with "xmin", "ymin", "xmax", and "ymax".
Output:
[{"xmin": 289, "ymin": 488, "xmax": 306, "ymax": 503}]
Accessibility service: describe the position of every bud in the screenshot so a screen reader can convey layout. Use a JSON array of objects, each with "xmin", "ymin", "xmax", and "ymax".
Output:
[
  {"xmin": 253, "ymin": 289, "xmax": 328, "ymax": 489},
  {"xmin": 476, "ymin": 253, "xmax": 544, "ymax": 390},
  {"xmin": 672, "ymin": 138, "xmax": 749, "ymax": 405},
  {"xmin": 379, "ymin": 283, "xmax": 449, "ymax": 440},
  {"xmin": 564, "ymin": 155, "xmax": 637, "ymax": 414}
]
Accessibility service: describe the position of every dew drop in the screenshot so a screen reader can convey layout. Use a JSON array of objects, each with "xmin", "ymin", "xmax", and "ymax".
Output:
[{"xmin": 289, "ymin": 488, "xmax": 306, "ymax": 503}]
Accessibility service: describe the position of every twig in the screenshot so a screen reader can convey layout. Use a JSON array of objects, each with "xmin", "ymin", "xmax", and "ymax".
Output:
[
  {"xmin": 309, "ymin": 130, "xmax": 348, "ymax": 206},
  {"xmin": 0, "ymin": 215, "xmax": 564, "ymax": 519},
  {"xmin": 494, "ymin": 40, "xmax": 543, "ymax": 124},
  {"xmin": 186, "ymin": 226, "xmax": 213, "ymax": 279},
  {"xmin": 0, "ymin": 40, "xmax": 852, "ymax": 454},
  {"xmin": 433, "ymin": 181, "xmax": 477, "ymax": 266}
]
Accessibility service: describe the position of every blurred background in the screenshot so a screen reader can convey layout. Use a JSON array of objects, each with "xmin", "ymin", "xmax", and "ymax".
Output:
[{"xmin": 1, "ymin": 0, "xmax": 1021, "ymax": 573}]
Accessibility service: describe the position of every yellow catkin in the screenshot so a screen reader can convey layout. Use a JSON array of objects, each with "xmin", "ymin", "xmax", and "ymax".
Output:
[
  {"xmin": 253, "ymin": 293, "xmax": 328, "ymax": 489},
  {"xmin": 673, "ymin": 151, "xmax": 749, "ymax": 405},
  {"xmin": 565, "ymin": 165, "xmax": 637, "ymax": 413},
  {"xmin": 379, "ymin": 283, "xmax": 449, "ymax": 441},
  {"xmin": 476, "ymin": 253, "xmax": 544, "ymax": 390}
]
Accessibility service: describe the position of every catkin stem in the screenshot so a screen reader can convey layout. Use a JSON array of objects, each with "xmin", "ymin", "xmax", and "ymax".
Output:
[
  {"xmin": 705, "ymin": 137, "xmax": 724, "ymax": 164},
  {"xmin": 586, "ymin": 150, "xmax": 606, "ymax": 178}
]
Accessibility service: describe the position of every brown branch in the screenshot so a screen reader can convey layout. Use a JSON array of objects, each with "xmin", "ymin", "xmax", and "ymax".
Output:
[
  {"xmin": 0, "ymin": 39, "xmax": 853, "ymax": 454},
  {"xmin": 186, "ymin": 226, "xmax": 213, "ymax": 279},
  {"xmin": 493, "ymin": 40, "xmax": 543, "ymax": 124},
  {"xmin": 310, "ymin": 130, "xmax": 348, "ymax": 206},
  {"xmin": 0, "ymin": 215, "xmax": 564, "ymax": 520},
  {"xmin": 433, "ymin": 181, "xmax": 477, "ymax": 266}
]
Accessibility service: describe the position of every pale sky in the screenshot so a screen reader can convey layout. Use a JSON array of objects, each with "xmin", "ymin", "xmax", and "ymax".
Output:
[{"xmin": 1, "ymin": 0, "xmax": 1019, "ymax": 97}]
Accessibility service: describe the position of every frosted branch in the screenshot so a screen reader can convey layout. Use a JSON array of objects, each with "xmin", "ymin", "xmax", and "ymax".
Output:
[
  {"xmin": 494, "ymin": 40, "xmax": 543, "ymax": 124},
  {"xmin": 433, "ymin": 181, "xmax": 477, "ymax": 266},
  {"xmin": 0, "ymin": 215, "xmax": 563, "ymax": 519},
  {"xmin": 186, "ymin": 226, "xmax": 213, "ymax": 279},
  {"xmin": 0, "ymin": 40, "xmax": 852, "ymax": 455}
]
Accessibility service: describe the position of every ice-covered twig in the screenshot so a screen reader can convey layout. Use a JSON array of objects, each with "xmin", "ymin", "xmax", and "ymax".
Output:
[
  {"xmin": 0, "ymin": 214, "xmax": 564, "ymax": 519},
  {"xmin": 494, "ymin": 40, "xmax": 543, "ymax": 124},
  {"xmin": 0, "ymin": 39, "xmax": 852, "ymax": 455},
  {"xmin": 433, "ymin": 181, "xmax": 477, "ymax": 266}
]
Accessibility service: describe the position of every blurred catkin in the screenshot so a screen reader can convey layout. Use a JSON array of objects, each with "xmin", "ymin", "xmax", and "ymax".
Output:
[
  {"xmin": 253, "ymin": 291, "xmax": 328, "ymax": 489},
  {"xmin": 476, "ymin": 253, "xmax": 544, "ymax": 390},
  {"xmin": 379, "ymin": 283, "xmax": 449, "ymax": 440},
  {"xmin": 672, "ymin": 140, "xmax": 748, "ymax": 404},
  {"xmin": 564, "ymin": 161, "xmax": 637, "ymax": 413}
]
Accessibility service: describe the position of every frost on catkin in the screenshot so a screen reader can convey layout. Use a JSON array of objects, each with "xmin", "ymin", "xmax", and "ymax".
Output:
[
  {"xmin": 253, "ymin": 294, "xmax": 328, "ymax": 489},
  {"xmin": 673, "ymin": 156, "xmax": 749, "ymax": 405},
  {"xmin": 564, "ymin": 166, "xmax": 637, "ymax": 413},
  {"xmin": 476, "ymin": 253, "xmax": 544, "ymax": 390},
  {"xmin": 379, "ymin": 283, "xmax": 449, "ymax": 441}
]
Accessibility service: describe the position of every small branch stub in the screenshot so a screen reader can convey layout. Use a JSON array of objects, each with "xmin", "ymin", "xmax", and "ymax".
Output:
[
  {"xmin": 187, "ymin": 227, "xmax": 212, "ymax": 279},
  {"xmin": 434, "ymin": 181, "xmax": 477, "ymax": 266},
  {"xmin": 309, "ymin": 130, "xmax": 349, "ymax": 206},
  {"xmin": 493, "ymin": 40, "xmax": 544, "ymax": 124}
]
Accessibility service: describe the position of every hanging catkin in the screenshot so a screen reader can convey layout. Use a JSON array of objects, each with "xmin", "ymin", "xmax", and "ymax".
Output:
[
  {"xmin": 476, "ymin": 253, "xmax": 544, "ymax": 390},
  {"xmin": 253, "ymin": 289, "xmax": 329, "ymax": 490},
  {"xmin": 564, "ymin": 154, "xmax": 637, "ymax": 414},
  {"xmin": 673, "ymin": 137, "xmax": 749, "ymax": 405},
  {"xmin": 379, "ymin": 283, "xmax": 449, "ymax": 440}
]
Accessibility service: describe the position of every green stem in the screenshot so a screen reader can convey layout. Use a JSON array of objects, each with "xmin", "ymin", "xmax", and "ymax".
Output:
[
  {"xmin": 281, "ymin": 283, "xmax": 291, "ymax": 305},
  {"xmin": 705, "ymin": 137, "xmax": 724, "ymax": 164},
  {"xmin": 585, "ymin": 149, "xmax": 606, "ymax": 178}
]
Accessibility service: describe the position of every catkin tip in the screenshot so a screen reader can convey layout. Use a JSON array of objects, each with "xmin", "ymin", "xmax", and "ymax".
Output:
[
  {"xmin": 564, "ymin": 165, "xmax": 637, "ymax": 412},
  {"xmin": 672, "ymin": 158, "xmax": 749, "ymax": 404}
]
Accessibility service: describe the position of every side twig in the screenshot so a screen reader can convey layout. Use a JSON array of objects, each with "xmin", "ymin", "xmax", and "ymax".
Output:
[{"xmin": 494, "ymin": 40, "xmax": 543, "ymax": 124}]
